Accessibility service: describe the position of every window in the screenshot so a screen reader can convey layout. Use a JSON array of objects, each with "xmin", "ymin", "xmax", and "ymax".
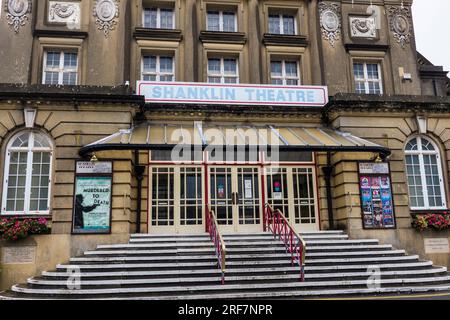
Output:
[
  {"xmin": 141, "ymin": 55, "xmax": 175, "ymax": 81},
  {"xmin": 207, "ymin": 11, "xmax": 237, "ymax": 32},
  {"xmin": 405, "ymin": 136, "xmax": 446, "ymax": 210},
  {"xmin": 2, "ymin": 131, "xmax": 53, "ymax": 215},
  {"xmin": 143, "ymin": 7, "xmax": 174, "ymax": 29},
  {"xmin": 207, "ymin": 57, "xmax": 239, "ymax": 84},
  {"xmin": 270, "ymin": 60, "xmax": 300, "ymax": 85},
  {"xmin": 353, "ymin": 62, "xmax": 383, "ymax": 94},
  {"xmin": 268, "ymin": 13, "xmax": 296, "ymax": 35},
  {"xmin": 42, "ymin": 51, "xmax": 78, "ymax": 85}
]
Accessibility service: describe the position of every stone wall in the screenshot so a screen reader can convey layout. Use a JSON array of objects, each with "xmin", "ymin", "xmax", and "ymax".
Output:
[{"xmin": 0, "ymin": 100, "xmax": 137, "ymax": 239}]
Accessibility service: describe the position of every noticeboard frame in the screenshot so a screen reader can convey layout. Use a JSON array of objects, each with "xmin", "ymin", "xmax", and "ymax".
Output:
[
  {"xmin": 357, "ymin": 161, "xmax": 397, "ymax": 230},
  {"xmin": 71, "ymin": 160, "xmax": 113, "ymax": 235}
]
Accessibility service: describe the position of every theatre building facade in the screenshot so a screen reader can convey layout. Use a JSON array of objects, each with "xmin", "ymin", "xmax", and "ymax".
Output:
[{"xmin": 0, "ymin": 0, "xmax": 450, "ymax": 296}]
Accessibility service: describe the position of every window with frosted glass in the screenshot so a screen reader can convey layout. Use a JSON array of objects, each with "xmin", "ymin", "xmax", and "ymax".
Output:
[
  {"xmin": 207, "ymin": 11, "xmax": 236, "ymax": 32},
  {"xmin": 270, "ymin": 60, "xmax": 300, "ymax": 85},
  {"xmin": 353, "ymin": 62, "xmax": 383, "ymax": 94},
  {"xmin": 43, "ymin": 51, "xmax": 78, "ymax": 85},
  {"xmin": 2, "ymin": 132, "xmax": 53, "ymax": 214},
  {"xmin": 405, "ymin": 136, "xmax": 446, "ymax": 210},
  {"xmin": 143, "ymin": 7, "xmax": 174, "ymax": 29},
  {"xmin": 141, "ymin": 55, "xmax": 174, "ymax": 81},
  {"xmin": 207, "ymin": 57, "xmax": 238, "ymax": 84},
  {"xmin": 268, "ymin": 13, "xmax": 296, "ymax": 34}
]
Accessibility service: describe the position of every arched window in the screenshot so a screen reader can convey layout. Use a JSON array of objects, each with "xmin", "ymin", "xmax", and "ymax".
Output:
[
  {"xmin": 404, "ymin": 136, "xmax": 446, "ymax": 210},
  {"xmin": 1, "ymin": 131, "xmax": 53, "ymax": 215}
]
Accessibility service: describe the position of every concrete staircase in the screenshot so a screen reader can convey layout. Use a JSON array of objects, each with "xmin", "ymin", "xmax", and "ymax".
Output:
[{"xmin": 1, "ymin": 230, "xmax": 450, "ymax": 299}]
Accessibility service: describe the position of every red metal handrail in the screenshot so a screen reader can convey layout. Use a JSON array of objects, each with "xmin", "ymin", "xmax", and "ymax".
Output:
[
  {"xmin": 206, "ymin": 206, "xmax": 226, "ymax": 284},
  {"xmin": 264, "ymin": 204, "xmax": 306, "ymax": 281}
]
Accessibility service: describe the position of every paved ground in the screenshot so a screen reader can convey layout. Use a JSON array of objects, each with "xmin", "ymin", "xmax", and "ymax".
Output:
[{"xmin": 310, "ymin": 291, "xmax": 450, "ymax": 300}]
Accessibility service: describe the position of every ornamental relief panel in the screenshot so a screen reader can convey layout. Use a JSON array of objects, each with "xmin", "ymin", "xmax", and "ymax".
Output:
[
  {"xmin": 93, "ymin": 0, "xmax": 119, "ymax": 38},
  {"xmin": 48, "ymin": 1, "xmax": 81, "ymax": 29},
  {"xmin": 349, "ymin": 16, "xmax": 377, "ymax": 39},
  {"xmin": 5, "ymin": 0, "xmax": 32, "ymax": 33},
  {"xmin": 388, "ymin": 5, "xmax": 413, "ymax": 48},
  {"xmin": 319, "ymin": 2, "xmax": 341, "ymax": 47}
]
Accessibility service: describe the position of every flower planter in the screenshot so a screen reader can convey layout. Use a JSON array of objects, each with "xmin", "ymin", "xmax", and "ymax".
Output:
[
  {"xmin": 0, "ymin": 218, "xmax": 50, "ymax": 241},
  {"xmin": 412, "ymin": 213, "xmax": 450, "ymax": 232}
]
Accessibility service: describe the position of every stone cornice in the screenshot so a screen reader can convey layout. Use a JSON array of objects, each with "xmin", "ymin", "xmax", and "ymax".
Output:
[
  {"xmin": 0, "ymin": 84, "xmax": 144, "ymax": 106},
  {"xmin": 133, "ymin": 28, "xmax": 183, "ymax": 41},
  {"xmin": 199, "ymin": 31, "xmax": 247, "ymax": 45}
]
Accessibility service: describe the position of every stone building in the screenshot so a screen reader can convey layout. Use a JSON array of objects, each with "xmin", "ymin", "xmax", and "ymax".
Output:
[{"xmin": 0, "ymin": 0, "xmax": 449, "ymax": 299}]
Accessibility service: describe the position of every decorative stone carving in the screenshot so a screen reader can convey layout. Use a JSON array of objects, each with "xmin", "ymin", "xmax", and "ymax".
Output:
[
  {"xmin": 48, "ymin": 1, "xmax": 81, "ymax": 29},
  {"xmin": 319, "ymin": 2, "xmax": 341, "ymax": 47},
  {"xmin": 93, "ymin": 0, "xmax": 119, "ymax": 38},
  {"xmin": 388, "ymin": 6, "xmax": 413, "ymax": 48},
  {"xmin": 5, "ymin": 0, "xmax": 31, "ymax": 33},
  {"xmin": 349, "ymin": 16, "xmax": 377, "ymax": 39}
]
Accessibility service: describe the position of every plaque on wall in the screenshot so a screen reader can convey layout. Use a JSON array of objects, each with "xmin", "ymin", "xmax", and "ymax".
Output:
[
  {"xmin": 2, "ymin": 246, "xmax": 36, "ymax": 264},
  {"xmin": 358, "ymin": 162, "xmax": 396, "ymax": 229},
  {"xmin": 349, "ymin": 16, "xmax": 377, "ymax": 39},
  {"xmin": 424, "ymin": 238, "xmax": 450, "ymax": 254},
  {"xmin": 72, "ymin": 161, "xmax": 113, "ymax": 234},
  {"xmin": 76, "ymin": 161, "xmax": 113, "ymax": 174},
  {"xmin": 47, "ymin": 1, "xmax": 81, "ymax": 29}
]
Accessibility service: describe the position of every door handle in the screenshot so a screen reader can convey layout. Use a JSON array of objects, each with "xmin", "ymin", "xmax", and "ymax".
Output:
[{"xmin": 232, "ymin": 192, "xmax": 238, "ymax": 205}]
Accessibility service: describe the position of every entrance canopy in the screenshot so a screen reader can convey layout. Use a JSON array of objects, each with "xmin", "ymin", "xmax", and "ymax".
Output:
[{"xmin": 79, "ymin": 123, "xmax": 391, "ymax": 157}]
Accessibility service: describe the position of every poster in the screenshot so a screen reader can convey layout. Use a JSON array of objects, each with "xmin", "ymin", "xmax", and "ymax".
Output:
[
  {"xmin": 244, "ymin": 179, "xmax": 253, "ymax": 199},
  {"xmin": 358, "ymin": 163, "xmax": 396, "ymax": 229},
  {"xmin": 73, "ymin": 176, "xmax": 112, "ymax": 234},
  {"xmin": 273, "ymin": 181, "xmax": 282, "ymax": 200},
  {"xmin": 217, "ymin": 184, "xmax": 225, "ymax": 199}
]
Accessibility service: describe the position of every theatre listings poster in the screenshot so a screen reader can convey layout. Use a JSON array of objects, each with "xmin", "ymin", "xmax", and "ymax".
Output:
[
  {"xmin": 358, "ymin": 162, "xmax": 396, "ymax": 229},
  {"xmin": 73, "ymin": 175, "xmax": 112, "ymax": 234}
]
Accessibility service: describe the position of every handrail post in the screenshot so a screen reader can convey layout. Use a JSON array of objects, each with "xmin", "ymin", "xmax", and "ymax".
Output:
[
  {"xmin": 207, "ymin": 208, "xmax": 226, "ymax": 285},
  {"xmin": 264, "ymin": 203, "xmax": 306, "ymax": 282}
]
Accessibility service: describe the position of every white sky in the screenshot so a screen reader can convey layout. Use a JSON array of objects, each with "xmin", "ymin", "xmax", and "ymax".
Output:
[{"xmin": 412, "ymin": 0, "xmax": 450, "ymax": 74}]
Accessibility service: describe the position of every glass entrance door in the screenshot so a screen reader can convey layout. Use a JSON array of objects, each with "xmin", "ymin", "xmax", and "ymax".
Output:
[
  {"xmin": 149, "ymin": 166, "xmax": 204, "ymax": 233},
  {"xmin": 209, "ymin": 166, "xmax": 262, "ymax": 233},
  {"xmin": 265, "ymin": 166, "xmax": 319, "ymax": 231}
]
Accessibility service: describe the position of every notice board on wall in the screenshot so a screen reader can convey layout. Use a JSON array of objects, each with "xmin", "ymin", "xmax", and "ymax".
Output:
[
  {"xmin": 72, "ymin": 161, "xmax": 113, "ymax": 234},
  {"xmin": 358, "ymin": 162, "xmax": 396, "ymax": 229}
]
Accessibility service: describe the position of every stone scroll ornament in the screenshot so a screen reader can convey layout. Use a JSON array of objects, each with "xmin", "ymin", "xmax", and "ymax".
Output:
[
  {"xmin": 388, "ymin": 5, "xmax": 413, "ymax": 49},
  {"xmin": 318, "ymin": 2, "xmax": 342, "ymax": 47},
  {"xmin": 93, "ymin": 0, "xmax": 119, "ymax": 38},
  {"xmin": 350, "ymin": 17, "xmax": 377, "ymax": 39},
  {"xmin": 50, "ymin": 2, "xmax": 76, "ymax": 20},
  {"xmin": 5, "ymin": 0, "xmax": 32, "ymax": 33}
]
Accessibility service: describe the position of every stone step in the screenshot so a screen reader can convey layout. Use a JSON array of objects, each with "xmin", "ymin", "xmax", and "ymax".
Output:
[
  {"xmin": 96, "ymin": 243, "xmax": 392, "ymax": 252},
  {"xmin": 73, "ymin": 250, "xmax": 407, "ymax": 262},
  {"xmin": 68, "ymin": 254, "xmax": 421, "ymax": 265},
  {"xmin": 129, "ymin": 231, "xmax": 344, "ymax": 239},
  {"xmin": 305, "ymin": 255, "xmax": 420, "ymax": 265},
  {"xmin": 35, "ymin": 266, "xmax": 448, "ymax": 284},
  {"xmin": 4, "ymin": 284, "xmax": 450, "ymax": 300},
  {"xmin": 28, "ymin": 267, "xmax": 449, "ymax": 288},
  {"xmin": 305, "ymin": 239, "xmax": 379, "ymax": 246},
  {"xmin": 54, "ymin": 260, "xmax": 435, "ymax": 273},
  {"xmin": 12, "ymin": 276, "xmax": 450, "ymax": 297},
  {"xmin": 42, "ymin": 265, "xmax": 445, "ymax": 280},
  {"xmin": 128, "ymin": 234, "xmax": 349, "ymax": 243},
  {"xmin": 83, "ymin": 247, "xmax": 400, "ymax": 257}
]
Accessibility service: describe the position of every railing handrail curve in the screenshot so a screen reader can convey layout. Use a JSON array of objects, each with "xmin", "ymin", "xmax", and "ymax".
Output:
[
  {"xmin": 206, "ymin": 206, "xmax": 226, "ymax": 284},
  {"xmin": 264, "ymin": 203, "xmax": 306, "ymax": 281}
]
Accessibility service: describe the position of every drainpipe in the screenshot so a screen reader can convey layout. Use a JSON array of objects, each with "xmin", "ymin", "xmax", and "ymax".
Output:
[
  {"xmin": 322, "ymin": 152, "xmax": 335, "ymax": 230},
  {"xmin": 134, "ymin": 151, "xmax": 145, "ymax": 234}
]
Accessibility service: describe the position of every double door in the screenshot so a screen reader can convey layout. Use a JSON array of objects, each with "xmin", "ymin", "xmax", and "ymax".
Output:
[
  {"xmin": 149, "ymin": 166, "xmax": 204, "ymax": 234},
  {"xmin": 208, "ymin": 167, "xmax": 262, "ymax": 233},
  {"xmin": 265, "ymin": 166, "xmax": 318, "ymax": 231},
  {"xmin": 149, "ymin": 165, "xmax": 318, "ymax": 233}
]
